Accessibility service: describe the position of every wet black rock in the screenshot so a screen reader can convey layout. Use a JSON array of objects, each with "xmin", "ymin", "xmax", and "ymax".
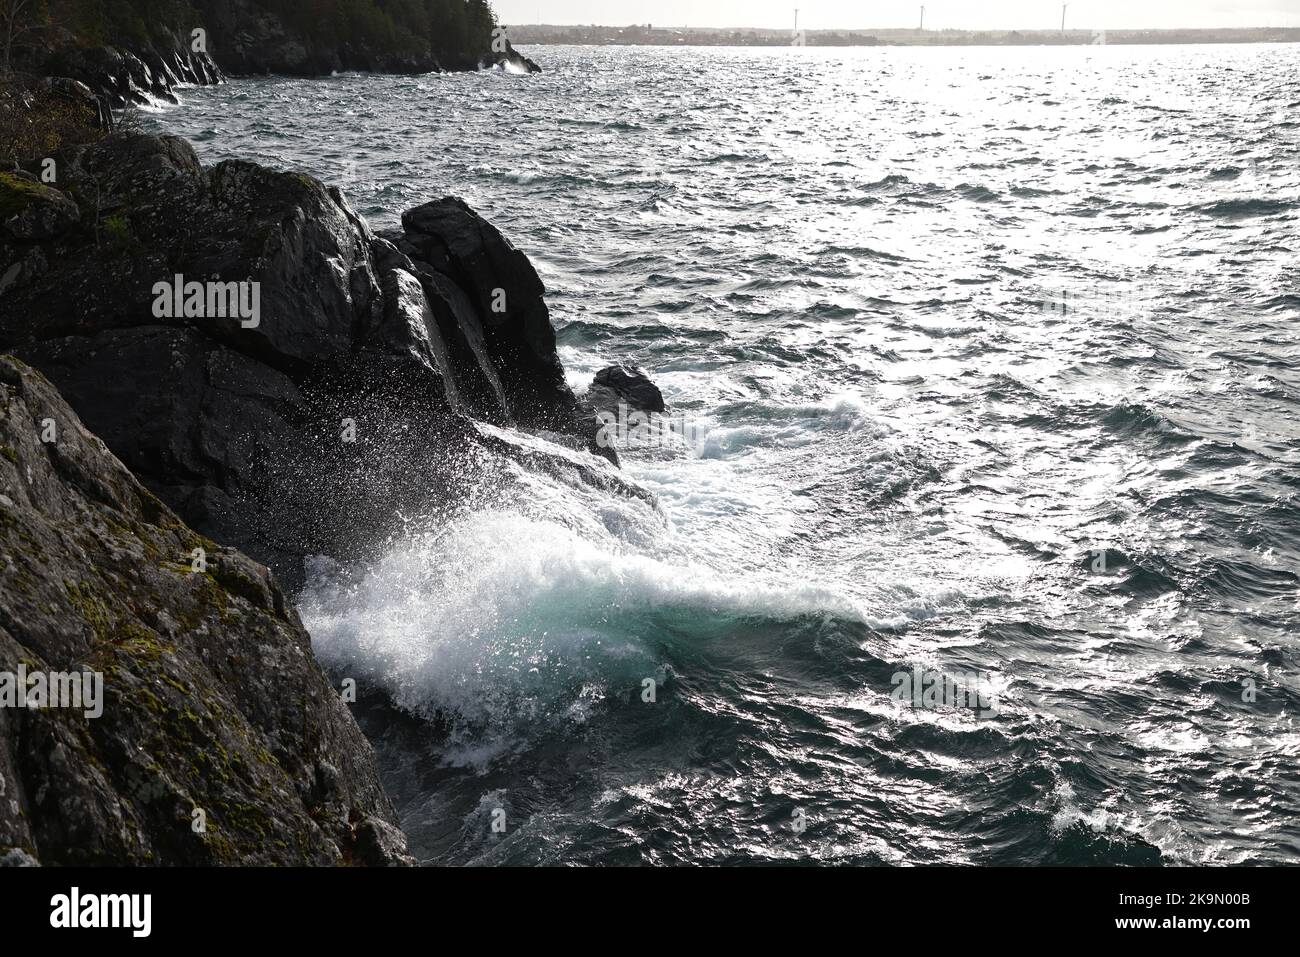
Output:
[
  {"xmin": 0, "ymin": 355, "xmax": 412, "ymax": 865},
  {"xmin": 392, "ymin": 197, "xmax": 578, "ymax": 431},
  {"xmin": 41, "ymin": 32, "xmax": 223, "ymax": 108},
  {"xmin": 586, "ymin": 364, "xmax": 667, "ymax": 416}
]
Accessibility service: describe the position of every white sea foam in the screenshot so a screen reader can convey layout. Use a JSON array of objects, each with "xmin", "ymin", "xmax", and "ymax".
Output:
[
  {"xmin": 299, "ymin": 509, "xmax": 865, "ymax": 730},
  {"xmin": 697, "ymin": 392, "xmax": 875, "ymax": 459}
]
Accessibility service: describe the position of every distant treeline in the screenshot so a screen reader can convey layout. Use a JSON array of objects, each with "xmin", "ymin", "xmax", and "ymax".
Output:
[{"xmin": 12, "ymin": 0, "xmax": 499, "ymax": 65}]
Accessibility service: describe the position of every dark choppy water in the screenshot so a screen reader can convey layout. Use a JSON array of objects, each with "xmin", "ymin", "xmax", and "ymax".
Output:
[{"xmin": 147, "ymin": 44, "xmax": 1300, "ymax": 865}]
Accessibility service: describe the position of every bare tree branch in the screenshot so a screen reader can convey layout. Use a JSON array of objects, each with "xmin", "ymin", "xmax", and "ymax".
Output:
[{"xmin": 1, "ymin": 0, "xmax": 46, "ymax": 76}]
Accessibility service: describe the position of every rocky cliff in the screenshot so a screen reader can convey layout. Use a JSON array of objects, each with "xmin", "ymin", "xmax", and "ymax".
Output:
[{"xmin": 0, "ymin": 354, "xmax": 411, "ymax": 865}]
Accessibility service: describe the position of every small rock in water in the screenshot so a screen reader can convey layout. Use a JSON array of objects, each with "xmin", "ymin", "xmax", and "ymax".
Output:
[{"xmin": 587, "ymin": 363, "xmax": 666, "ymax": 416}]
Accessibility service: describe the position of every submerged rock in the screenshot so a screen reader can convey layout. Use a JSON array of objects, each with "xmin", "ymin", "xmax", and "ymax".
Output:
[{"xmin": 0, "ymin": 355, "xmax": 411, "ymax": 865}]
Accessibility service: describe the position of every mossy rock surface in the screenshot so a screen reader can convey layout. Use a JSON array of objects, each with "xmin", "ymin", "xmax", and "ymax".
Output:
[
  {"xmin": 0, "ymin": 355, "xmax": 411, "ymax": 865},
  {"xmin": 0, "ymin": 171, "xmax": 81, "ymax": 241},
  {"xmin": 0, "ymin": 173, "xmax": 56, "ymax": 219}
]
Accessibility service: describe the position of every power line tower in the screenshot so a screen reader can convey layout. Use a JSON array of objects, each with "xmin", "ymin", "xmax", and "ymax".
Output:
[{"xmin": 919, "ymin": 5, "xmax": 925, "ymax": 31}]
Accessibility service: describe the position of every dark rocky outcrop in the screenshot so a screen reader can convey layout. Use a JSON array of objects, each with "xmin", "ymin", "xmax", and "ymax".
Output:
[
  {"xmin": 384, "ymin": 197, "xmax": 577, "ymax": 432},
  {"xmin": 36, "ymin": 28, "xmax": 224, "ymax": 108},
  {"xmin": 0, "ymin": 133, "xmax": 623, "ymax": 588},
  {"xmin": 497, "ymin": 41, "xmax": 542, "ymax": 74},
  {"xmin": 0, "ymin": 172, "xmax": 80, "ymax": 240},
  {"xmin": 0, "ymin": 354, "xmax": 412, "ymax": 865}
]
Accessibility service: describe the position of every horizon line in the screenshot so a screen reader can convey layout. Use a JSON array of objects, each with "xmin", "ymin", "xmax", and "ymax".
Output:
[{"xmin": 503, "ymin": 23, "xmax": 1300, "ymax": 33}]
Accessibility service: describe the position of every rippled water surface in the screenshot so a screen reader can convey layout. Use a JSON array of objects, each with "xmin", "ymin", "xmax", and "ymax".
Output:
[{"xmin": 147, "ymin": 44, "xmax": 1300, "ymax": 864}]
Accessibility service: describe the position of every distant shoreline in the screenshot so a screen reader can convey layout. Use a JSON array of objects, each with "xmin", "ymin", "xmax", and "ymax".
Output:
[{"xmin": 506, "ymin": 25, "xmax": 1300, "ymax": 48}]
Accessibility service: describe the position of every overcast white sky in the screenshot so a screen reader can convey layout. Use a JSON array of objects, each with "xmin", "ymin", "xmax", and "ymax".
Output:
[{"xmin": 494, "ymin": 1, "xmax": 1300, "ymax": 30}]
